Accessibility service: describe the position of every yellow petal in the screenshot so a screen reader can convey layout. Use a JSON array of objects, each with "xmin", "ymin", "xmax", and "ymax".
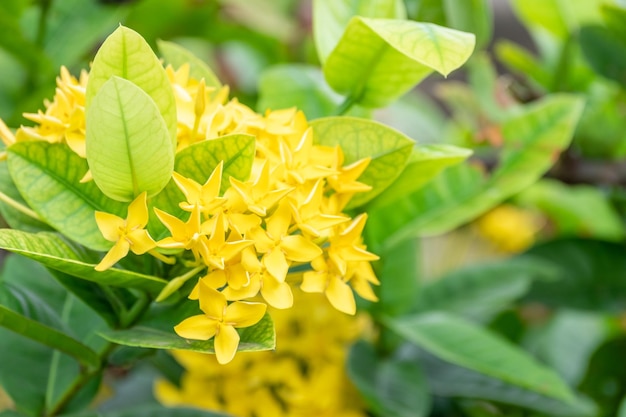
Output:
[
  {"xmin": 224, "ymin": 300, "xmax": 267, "ymax": 327},
  {"xmin": 172, "ymin": 171, "xmax": 200, "ymax": 206},
  {"xmin": 280, "ymin": 235, "xmax": 322, "ymax": 263},
  {"xmin": 261, "ymin": 274, "xmax": 293, "ymax": 309},
  {"xmin": 263, "ymin": 248, "xmax": 289, "ymax": 283},
  {"xmin": 265, "ymin": 200, "xmax": 291, "ymax": 239},
  {"xmin": 215, "ymin": 324, "xmax": 240, "ymax": 364},
  {"xmin": 198, "ymin": 280, "xmax": 227, "ymax": 319},
  {"xmin": 127, "ymin": 192, "xmax": 149, "ymax": 228},
  {"xmin": 95, "ymin": 239, "xmax": 130, "ymax": 271},
  {"xmin": 326, "ymin": 276, "xmax": 356, "ymax": 315},
  {"xmin": 223, "ymin": 274, "xmax": 261, "ymax": 301},
  {"xmin": 94, "ymin": 211, "xmax": 124, "ymax": 242},
  {"xmin": 174, "ymin": 315, "xmax": 219, "ymax": 340},
  {"xmin": 351, "ymin": 276, "xmax": 379, "ymax": 302},
  {"xmin": 126, "ymin": 229, "xmax": 155, "ymax": 255},
  {"xmin": 300, "ymin": 270, "xmax": 327, "ymax": 293}
]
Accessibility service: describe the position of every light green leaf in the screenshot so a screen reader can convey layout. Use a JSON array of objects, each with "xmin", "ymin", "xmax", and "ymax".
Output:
[
  {"xmin": 157, "ymin": 39, "xmax": 221, "ymax": 88},
  {"xmin": 86, "ymin": 25, "xmax": 177, "ymax": 144},
  {"xmin": 313, "ymin": 0, "xmax": 407, "ymax": 63},
  {"xmin": 86, "ymin": 76, "xmax": 174, "ymax": 202},
  {"xmin": 385, "ymin": 312, "xmax": 576, "ymax": 402},
  {"xmin": 443, "ymin": 0, "xmax": 493, "ymax": 49},
  {"xmin": 99, "ymin": 313, "xmax": 275, "ymax": 353},
  {"xmin": 347, "ymin": 340, "xmax": 431, "ymax": 417},
  {"xmin": 323, "ymin": 17, "xmax": 475, "ymax": 107},
  {"xmin": 0, "ymin": 305, "xmax": 100, "ymax": 370},
  {"xmin": 366, "ymin": 94, "xmax": 584, "ymax": 251},
  {"xmin": 7, "ymin": 142, "xmax": 126, "ymax": 251},
  {"xmin": 310, "ymin": 117, "xmax": 414, "ymax": 208},
  {"xmin": 410, "ymin": 345, "xmax": 597, "ymax": 417},
  {"xmin": 495, "ymin": 40, "xmax": 551, "ymax": 89},
  {"xmin": 517, "ymin": 179, "xmax": 625, "ymax": 241},
  {"xmin": 368, "ymin": 144, "xmax": 472, "ymax": 211},
  {"xmin": 415, "ymin": 257, "xmax": 559, "ymax": 321},
  {"xmin": 0, "ymin": 229, "xmax": 167, "ymax": 293}
]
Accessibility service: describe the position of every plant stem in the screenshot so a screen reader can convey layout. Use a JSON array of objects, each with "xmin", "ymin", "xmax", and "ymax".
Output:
[
  {"xmin": 333, "ymin": 95, "xmax": 357, "ymax": 116},
  {"xmin": 0, "ymin": 190, "xmax": 43, "ymax": 221}
]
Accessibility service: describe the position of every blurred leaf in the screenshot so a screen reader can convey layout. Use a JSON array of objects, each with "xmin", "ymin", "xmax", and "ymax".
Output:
[
  {"xmin": 324, "ymin": 17, "xmax": 475, "ymax": 108},
  {"xmin": 157, "ymin": 40, "xmax": 221, "ymax": 88},
  {"xmin": 70, "ymin": 404, "xmax": 231, "ymax": 417},
  {"xmin": 385, "ymin": 311, "xmax": 576, "ymax": 402},
  {"xmin": 443, "ymin": 0, "xmax": 493, "ymax": 49},
  {"xmin": 602, "ymin": 4, "xmax": 626, "ymax": 39},
  {"xmin": 86, "ymin": 25, "xmax": 177, "ymax": 144},
  {"xmin": 415, "ymin": 257, "xmax": 559, "ymax": 321},
  {"xmin": 404, "ymin": 345, "xmax": 597, "ymax": 417},
  {"xmin": 580, "ymin": 24, "xmax": 626, "ymax": 88},
  {"xmin": 524, "ymin": 239, "xmax": 626, "ymax": 312},
  {"xmin": 348, "ymin": 340, "xmax": 431, "ymax": 417},
  {"xmin": 495, "ymin": 40, "xmax": 551, "ymax": 90},
  {"xmin": 0, "ymin": 7, "xmax": 52, "ymax": 72},
  {"xmin": 517, "ymin": 179, "xmax": 625, "ymax": 241},
  {"xmin": 313, "ymin": 0, "xmax": 407, "ymax": 63},
  {"xmin": 310, "ymin": 117, "xmax": 414, "ymax": 208},
  {"xmin": 366, "ymin": 94, "xmax": 584, "ymax": 251},
  {"xmin": 100, "ymin": 313, "xmax": 275, "ymax": 354},
  {"xmin": 7, "ymin": 142, "xmax": 126, "ymax": 251},
  {"xmin": 86, "ymin": 76, "xmax": 174, "ymax": 202},
  {"xmin": 374, "ymin": 238, "xmax": 420, "ymax": 317},
  {"xmin": 620, "ymin": 396, "xmax": 626, "ymax": 417},
  {"xmin": 368, "ymin": 144, "xmax": 472, "ymax": 211},
  {"xmin": 0, "ymin": 230, "xmax": 167, "ymax": 293},
  {"xmin": 525, "ymin": 310, "xmax": 617, "ymax": 386}
]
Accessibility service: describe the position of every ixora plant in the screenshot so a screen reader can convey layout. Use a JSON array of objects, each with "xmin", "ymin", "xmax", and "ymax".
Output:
[{"xmin": 0, "ymin": 3, "xmax": 588, "ymax": 417}]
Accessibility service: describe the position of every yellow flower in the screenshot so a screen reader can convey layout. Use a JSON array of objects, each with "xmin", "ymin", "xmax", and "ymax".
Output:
[
  {"xmin": 94, "ymin": 192, "xmax": 155, "ymax": 271},
  {"xmin": 171, "ymin": 162, "xmax": 226, "ymax": 214},
  {"xmin": 155, "ymin": 206, "xmax": 208, "ymax": 263},
  {"xmin": 288, "ymin": 179, "xmax": 348, "ymax": 238},
  {"xmin": 275, "ymin": 128, "xmax": 337, "ymax": 185},
  {"xmin": 327, "ymin": 214, "xmax": 379, "ymax": 276},
  {"xmin": 174, "ymin": 280, "xmax": 266, "ymax": 364},
  {"xmin": 476, "ymin": 204, "xmax": 541, "ymax": 253},
  {"xmin": 301, "ymin": 256, "xmax": 357, "ymax": 315},
  {"xmin": 197, "ymin": 212, "xmax": 253, "ymax": 270}
]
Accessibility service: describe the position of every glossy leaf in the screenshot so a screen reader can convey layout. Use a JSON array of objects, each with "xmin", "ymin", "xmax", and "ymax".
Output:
[
  {"xmin": 157, "ymin": 39, "xmax": 221, "ymax": 88},
  {"xmin": 348, "ymin": 340, "xmax": 431, "ymax": 417},
  {"xmin": 385, "ymin": 312, "xmax": 576, "ymax": 402},
  {"xmin": 310, "ymin": 117, "xmax": 414, "ymax": 208},
  {"xmin": 516, "ymin": 179, "xmax": 625, "ymax": 241},
  {"xmin": 323, "ymin": 17, "xmax": 475, "ymax": 107},
  {"xmin": 100, "ymin": 313, "xmax": 275, "ymax": 353},
  {"xmin": 524, "ymin": 239, "xmax": 626, "ymax": 312},
  {"xmin": 0, "ymin": 306, "xmax": 99, "ymax": 370},
  {"xmin": 368, "ymin": 144, "xmax": 472, "ymax": 211},
  {"xmin": 86, "ymin": 76, "xmax": 174, "ymax": 202},
  {"xmin": 7, "ymin": 141, "xmax": 126, "ymax": 251},
  {"xmin": 0, "ymin": 229, "xmax": 167, "ymax": 293},
  {"xmin": 313, "ymin": 0, "xmax": 407, "ymax": 63},
  {"xmin": 415, "ymin": 257, "xmax": 559, "ymax": 321},
  {"xmin": 443, "ymin": 0, "xmax": 493, "ymax": 49},
  {"xmin": 406, "ymin": 345, "xmax": 597, "ymax": 417},
  {"xmin": 85, "ymin": 25, "xmax": 176, "ymax": 147},
  {"xmin": 366, "ymin": 94, "xmax": 584, "ymax": 251}
]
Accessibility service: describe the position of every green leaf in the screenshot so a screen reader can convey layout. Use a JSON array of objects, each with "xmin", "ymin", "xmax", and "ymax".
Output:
[
  {"xmin": 70, "ymin": 405, "xmax": 231, "ymax": 417},
  {"xmin": 415, "ymin": 257, "xmax": 559, "ymax": 321},
  {"xmin": 310, "ymin": 117, "xmax": 414, "ymax": 208},
  {"xmin": 347, "ymin": 340, "xmax": 431, "ymax": 417},
  {"xmin": 0, "ymin": 229, "xmax": 167, "ymax": 293},
  {"xmin": 0, "ymin": 306, "xmax": 99, "ymax": 370},
  {"xmin": 443, "ymin": 0, "xmax": 493, "ymax": 49},
  {"xmin": 99, "ymin": 313, "xmax": 275, "ymax": 353},
  {"xmin": 86, "ymin": 25, "xmax": 177, "ymax": 144},
  {"xmin": 385, "ymin": 312, "xmax": 576, "ymax": 402},
  {"xmin": 368, "ymin": 144, "xmax": 472, "ymax": 211},
  {"xmin": 323, "ymin": 17, "xmax": 475, "ymax": 108},
  {"xmin": 517, "ymin": 179, "xmax": 625, "ymax": 241},
  {"xmin": 157, "ymin": 39, "xmax": 221, "ymax": 88},
  {"xmin": 7, "ymin": 141, "xmax": 126, "ymax": 251},
  {"xmin": 313, "ymin": 0, "xmax": 407, "ymax": 64},
  {"xmin": 86, "ymin": 76, "xmax": 174, "ymax": 202},
  {"xmin": 580, "ymin": 24, "xmax": 626, "ymax": 87},
  {"xmin": 407, "ymin": 345, "xmax": 597, "ymax": 417},
  {"xmin": 523, "ymin": 238, "xmax": 626, "ymax": 313},
  {"xmin": 148, "ymin": 134, "xmax": 255, "ymax": 236},
  {"xmin": 366, "ymin": 94, "xmax": 584, "ymax": 251},
  {"xmin": 494, "ymin": 40, "xmax": 551, "ymax": 90}
]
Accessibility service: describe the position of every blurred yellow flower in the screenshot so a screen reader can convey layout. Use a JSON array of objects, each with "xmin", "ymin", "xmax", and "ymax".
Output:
[{"xmin": 476, "ymin": 204, "xmax": 542, "ymax": 253}]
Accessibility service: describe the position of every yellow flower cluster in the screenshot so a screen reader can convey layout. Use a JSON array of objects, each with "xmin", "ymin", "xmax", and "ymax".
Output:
[
  {"xmin": 8, "ymin": 65, "xmax": 380, "ymax": 364},
  {"xmin": 156, "ymin": 289, "xmax": 369, "ymax": 417}
]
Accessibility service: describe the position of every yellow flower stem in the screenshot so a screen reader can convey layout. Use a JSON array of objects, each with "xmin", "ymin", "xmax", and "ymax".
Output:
[
  {"xmin": 148, "ymin": 249, "xmax": 177, "ymax": 265},
  {"xmin": 156, "ymin": 265, "xmax": 205, "ymax": 302},
  {"xmin": 0, "ymin": 190, "xmax": 43, "ymax": 222}
]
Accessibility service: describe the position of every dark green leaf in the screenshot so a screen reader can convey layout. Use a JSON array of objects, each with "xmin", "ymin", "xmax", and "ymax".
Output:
[
  {"xmin": 580, "ymin": 24, "xmax": 626, "ymax": 87},
  {"xmin": 68, "ymin": 404, "xmax": 231, "ymax": 417},
  {"xmin": 385, "ymin": 312, "xmax": 576, "ymax": 402},
  {"xmin": 348, "ymin": 340, "xmax": 431, "ymax": 417}
]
